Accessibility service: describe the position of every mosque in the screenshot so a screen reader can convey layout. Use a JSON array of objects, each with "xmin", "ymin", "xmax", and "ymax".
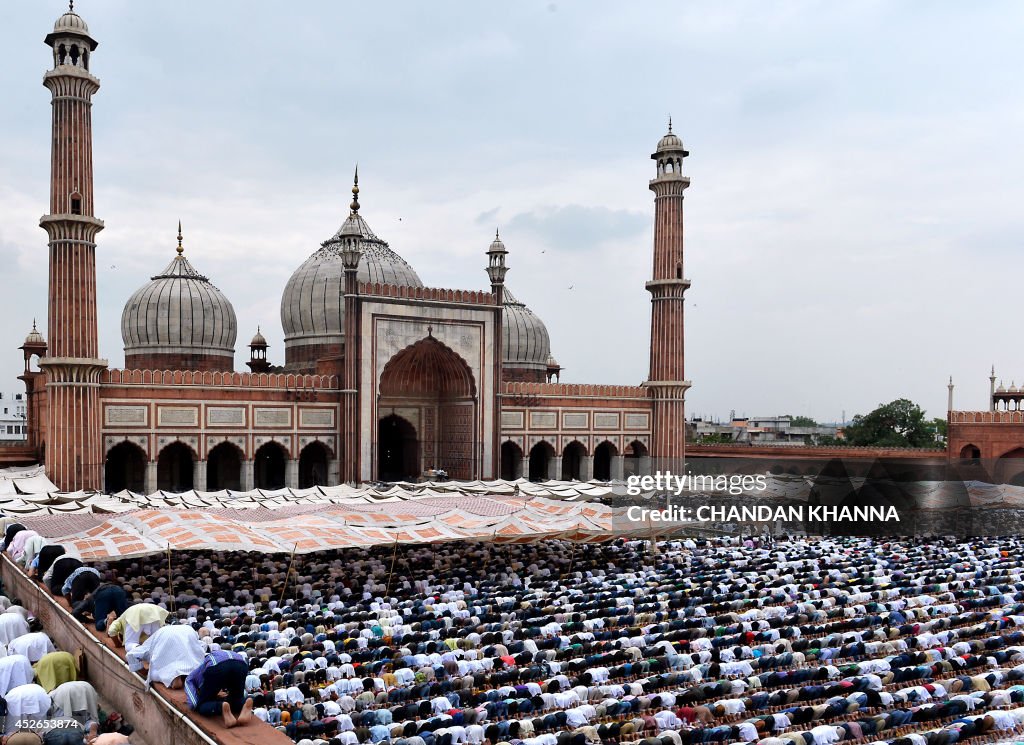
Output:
[{"xmin": 17, "ymin": 6, "xmax": 691, "ymax": 494}]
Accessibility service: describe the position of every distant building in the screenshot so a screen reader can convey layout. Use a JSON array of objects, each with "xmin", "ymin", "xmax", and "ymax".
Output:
[
  {"xmin": 948, "ymin": 368, "xmax": 1024, "ymax": 484},
  {"xmin": 0, "ymin": 392, "xmax": 28, "ymax": 441},
  {"xmin": 690, "ymin": 415, "xmax": 839, "ymax": 445}
]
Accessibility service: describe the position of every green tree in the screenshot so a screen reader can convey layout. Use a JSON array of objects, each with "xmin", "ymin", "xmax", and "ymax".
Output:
[
  {"xmin": 813, "ymin": 434, "xmax": 844, "ymax": 446},
  {"xmin": 842, "ymin": 398, "xmax": 936, "ymax": 447},
  {"xmin": 926, "ymin": 417, "xmax": 948, "ymax": 443},
  {"xmin": 789, "ymin": 415, "xmax": 818, "ymax": 428},
  {"xmin": 695, "ymin": 433, "xmax": 732, "ymax": 444}
]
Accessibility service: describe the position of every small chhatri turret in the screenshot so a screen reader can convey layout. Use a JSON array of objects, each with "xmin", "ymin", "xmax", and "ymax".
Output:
[
  {"xmin": 247, "ymin": 326, "xmax": 271, "ymax": 373},
  {"xmin": 486, "ymin": 228, "xmax": 508, "ymax": 300}
]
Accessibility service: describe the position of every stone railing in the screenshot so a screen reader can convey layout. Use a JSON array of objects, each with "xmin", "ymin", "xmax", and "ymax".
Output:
[
  {"xmin": 103, "ymin": 368, "xmax": 338, "ymax": 389},
  {"xmin": 502, "ymin": 381, "xmax": 648, "ymax": 398},
  {"xmin": 359, "ymin": 282, "xmax": 496, "ymax": 305},
  {"xmin": 950, "ymin": 410, "xmax": 1024, "ymax": 424}
]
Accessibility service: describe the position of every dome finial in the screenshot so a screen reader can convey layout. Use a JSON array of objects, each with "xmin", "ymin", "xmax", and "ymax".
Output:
[
  {"xmin": 350, "ymin": 165, "xmax": 360, "ymax": 214},
  {"xmin": 176, "ymin": 220, "xmax": 184, "ymax": 255},
  {"xmin": 69, "ymin": 0, "xmax": 74, "ymax": 11},
  {"xmin": 668, "ymin": 115, "xmax": 673, "ymax": 134},
  {"xmin": 32, "ymin": 318, "xmax": 38, "ymax": 332},
  {"xmin": 495, "ymin": 227, "xmax": 500, "ymax": 240}
]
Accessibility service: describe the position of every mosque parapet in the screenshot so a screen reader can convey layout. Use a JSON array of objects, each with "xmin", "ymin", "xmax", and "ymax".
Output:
[
  {"xmin": 503, "ymin": 381, "xmax": 649, "ymax": 399},
  {"xmin": 358, "ymin": 282, "xmax": 498, "ymax": 306},
  {"xmin": 949, "ymin": 411, "xmax": 1024, "ymax": 423},
  {"xmin": 102, "ymin": 368, "xmax": 338, "ymax": 389}
]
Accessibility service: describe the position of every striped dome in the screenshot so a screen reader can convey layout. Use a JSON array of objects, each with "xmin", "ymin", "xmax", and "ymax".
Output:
[
  {"xmin": 280, "ymin": 212, "xmax": 422, "ymax": 352},
  {"xmin": 121, "ymin": 252, "xmax": 237, "ymax": 362},
  {"xmin": 45, "ymin": 10, "xmax": 98, "ymax": 51},
  {"xmin": 53, "ymin": 11, "xmax": 89, "ymax": 35},
  {"xmin": 503, "ymin": 288, "xmax": 551, "ymax": 370}
]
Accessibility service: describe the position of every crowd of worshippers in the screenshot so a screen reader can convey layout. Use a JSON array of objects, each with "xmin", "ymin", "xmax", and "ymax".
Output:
[
  {"xmin": 0, "ymin": 532, "xmax": 134, "ymax": 744},
  {"xmin": 1, "ymin": 521, "xmax": 220, "ymax": 742},
  {"xmin": 10, "ymin": 526, "xmax": 1024, "ymax": 745}
]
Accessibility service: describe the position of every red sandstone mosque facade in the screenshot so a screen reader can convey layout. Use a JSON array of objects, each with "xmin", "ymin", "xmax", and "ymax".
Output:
[
  {"xmin": 17, "ymin": 7, "xmax": 691, "ymax": 493},
  {"xmin": 946, "ymin": 369, "xmax": 1024, "ymax": 484}
]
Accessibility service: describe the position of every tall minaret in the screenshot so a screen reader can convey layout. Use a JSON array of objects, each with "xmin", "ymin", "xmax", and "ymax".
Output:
[
  {"xmin": 644, "ymin": 120, "xmax": 691, "ymax": 469},
  {"xmin": 990, "ymin": 365, "xmax": 997, "ymax": 412},
  {"xmin": 486, "ymin": 229, "xmax": 508, "ymax": 478},
  {"xmin": 38, "ymin": 5, "xmax": 107, "ymax": 490},
  {"xmin": 340, "ymin": 169, "xmax": 363, "ymax": 484}
]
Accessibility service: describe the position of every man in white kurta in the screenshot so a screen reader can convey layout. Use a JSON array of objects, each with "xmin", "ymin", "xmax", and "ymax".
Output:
[
  {"xmin": 126, "ymin": 624, "xmax": 206, "ymax": 688},
  {"xmin": 0, "ymin": 654, "xmax": 34, "ymax": 696},
  {"xmin": 7, "ymin": 631, "xmax": 56, "ymax": 663},
  {"xmin": 4, "ymin": 682, "xmax": 52, "ymax": 735},
  {"xmin": 50, "ymin": 679, "xmax": 100, "ymax": 721},
  {"xmin": 0, "ymin": 612, "xmax": 29, "ymax": 646}
]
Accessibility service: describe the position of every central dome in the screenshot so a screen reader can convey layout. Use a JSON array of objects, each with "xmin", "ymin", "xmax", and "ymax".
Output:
[{"xmin": 280, "ymin": 203, "xmax": 422, "ymax": 369}]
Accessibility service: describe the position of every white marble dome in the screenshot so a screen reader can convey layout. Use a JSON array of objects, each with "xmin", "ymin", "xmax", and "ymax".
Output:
[
  {"xmin": 280, "ymin": 212, "xmax": 422, "ymax": 352},
  {"xmin": 503, "ymin": 288, "xmax": 552, "ymax": 371},
  {"xmin": 656, "ymin": 131, "xmax": 684, "ymax": 151},
  {"xmin": 24, "ymin": 321, "xmax": 45, "ymax": 346},
  {"xmin": 250, "ymin": 327, "xmax": 268, "ymax": 347},
  {"xmin": 121, "ymin": 251, "xmax": 237, "ymax": 362},
  {"xmin": 53, "ymin": 11, "xmax": 89, "ymax": 35}
]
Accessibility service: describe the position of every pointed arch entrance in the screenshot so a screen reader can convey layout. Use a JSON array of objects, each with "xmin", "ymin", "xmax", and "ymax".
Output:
[
  {"xmin": 501, "ymin": 441, "xmax": 524, "ymax": 480},
  {"xmin": 207, "ymin": 442, "xmax": 243, "ymax": 491},
  {"xmin": 562, "ymin": 441, "xmax": 587, "ymax": 480},
  {"xmin": 529, "ymin": 441, "xmax": 555, "ymax": 482},
  {"xmin": 378, "ymin": 336, "xmax": 478, "ymax": 481},
  {"xmin": 593, "ymin": 441, "xmax": 617, "ymax": 481},
  {"xmin": 623, "ymin": 440, "xmax": 648, "ymax": 479},
  {"xmin": 378, "ymin": 415, "xmax": 418, "ymax": 482},
  {"xmin": 254, "ymin": 441, "xmax": 288, "ymax": 490},
  {"xmin": 997, "ymin": 447, "xmax": 1024, "ymax": 486},
  {"xmin": 157, "ymin": 442, "xmax": 194, "ymax": 493},
  {"xmin": 105, "ymin": 441, "xmax": 146, "ymax": 493},
  {"xmin": 299, "ymin": 441, "xmax": 331, "ymax": 488}
]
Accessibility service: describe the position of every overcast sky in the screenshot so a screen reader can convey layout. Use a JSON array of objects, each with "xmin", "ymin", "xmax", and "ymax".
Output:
[{"xmin": 2, "ymin": 1, "xmax": 1022, "ymax": 424}]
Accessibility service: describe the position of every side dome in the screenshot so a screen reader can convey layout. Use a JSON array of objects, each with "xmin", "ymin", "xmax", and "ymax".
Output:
[
  {"xmin": 121, "ymin": 229, "xmax": 237, "ymax": 372},
  {"xmin": 280, "ymin": 191, "xmax": 423, "ymax": 370},
  {"xmin": 503, "ymin": 287, "xmax": 552, "ymax": 382}
]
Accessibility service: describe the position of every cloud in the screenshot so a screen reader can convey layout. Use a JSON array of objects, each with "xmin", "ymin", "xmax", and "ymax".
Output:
[
  {"xmin": 4, "ymin": 2, "xmax": 1024, "ymax": 422},
  {"xmin": 506, "ymin": 205, "xmax": 648, "ymax": 252},
  {"xmin": 474, "ymin": 207, "xmax": 500, "ymax": 229}
]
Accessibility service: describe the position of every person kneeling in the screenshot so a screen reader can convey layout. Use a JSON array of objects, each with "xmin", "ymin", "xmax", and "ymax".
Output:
[{"xmin": 184, "ymin": 650, "xmax": 254, "ymax": 729}]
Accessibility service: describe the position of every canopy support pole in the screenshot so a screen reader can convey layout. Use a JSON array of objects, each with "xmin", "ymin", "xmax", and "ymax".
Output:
[{"xmin": 278, "ymin": 542, "xmax": 298, "ymax": 608}]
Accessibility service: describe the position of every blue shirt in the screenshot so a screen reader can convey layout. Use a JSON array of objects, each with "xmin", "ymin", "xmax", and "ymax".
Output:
[
  {"xmin": 61, "ymin": 566, "xmax": 101, "ymax": 596},
  {"xmin": 185, "ymin": 650, "xmax": 247, "ymax": 710}
]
